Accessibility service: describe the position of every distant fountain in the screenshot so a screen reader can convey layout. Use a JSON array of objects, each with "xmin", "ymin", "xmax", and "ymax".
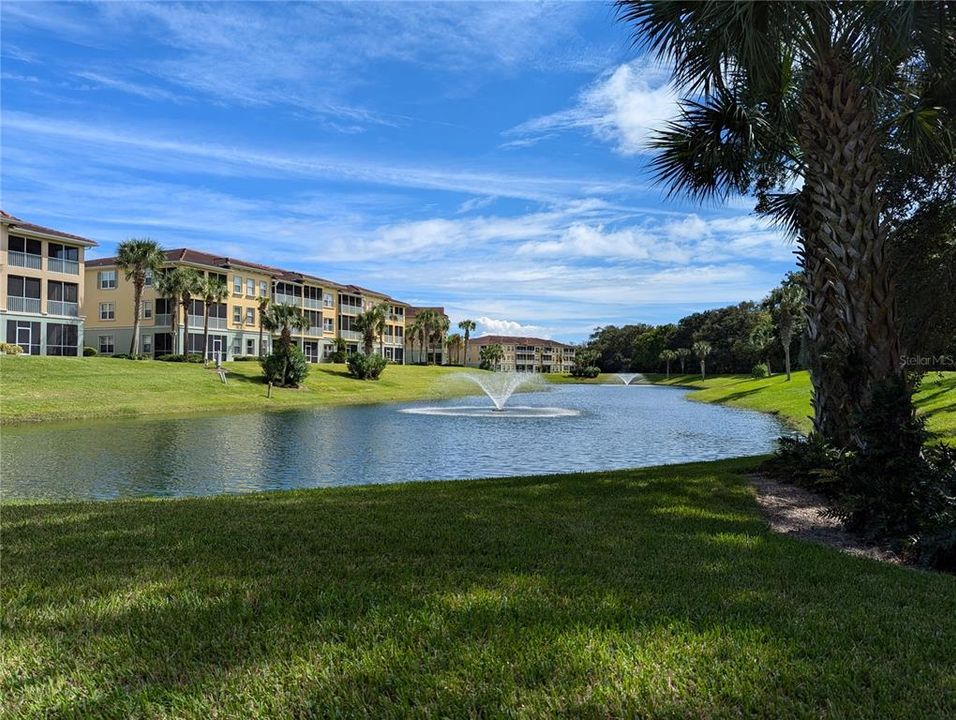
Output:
[
  {"xmin": 615, "ymin": 373, "xmax": 643, "ymax": 386},
  {"xmin": 400, "ymin": 371, "xmax": 578, "ymax": 418}
]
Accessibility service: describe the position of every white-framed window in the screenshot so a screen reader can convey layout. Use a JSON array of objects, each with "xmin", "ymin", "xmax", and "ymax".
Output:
[
  {"xmin": 233, "ymin": 276, "xmax": 242, "ymax": 295},
  {"xmin": 99, "ymin": 302, "xmax": 115, "ymax": 320},
  {"xmin": 98, "ymin": 270, "xmax": 117, "ymax": 289},
  {"xmin": 323, "ymin": 293, "xmax": 334, "ymax": 308},
  {"xmin": 323, "ymin": 317, "xmax": 334, "ymax": 332},
  {"xmin": 246, "ymin": 338, "xmax": 255, "ymax": 355},
  {"xmin": 142, "ymin": 300, "xmax": 153, "ymax": 319},
  {"xmin": 98, "ymin": 335, "xmax": 114, "ymax": 354},
  {"xmin": 246, "ymin": 308, "xmax": 255, "ymax": 325},
  {"xmin": 232, "ymin": 339, "xmax": 242, "ymax": 356},
  {"xmin": 142, "ymin": 335, "xmax": 152, "ymax": 354},
  {"xmin": 246, "ymin": 278, "xmax": 255, "ymax": 296},
  {"xmin": 144, "ymin": 269, "xmax": 154, "ymax": 287},
  {"xmin": 233, "ymin": 306, "xmax": 242, "ymax": 324},
  {"xmin": 259, "ymin": 280, "xmax": 268, "ymax": 297}
]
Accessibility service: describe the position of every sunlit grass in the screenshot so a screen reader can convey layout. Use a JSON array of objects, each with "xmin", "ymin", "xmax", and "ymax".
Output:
[{"xmin": 4, "ymin": 458, "xmax": 954, "ymax": 718}]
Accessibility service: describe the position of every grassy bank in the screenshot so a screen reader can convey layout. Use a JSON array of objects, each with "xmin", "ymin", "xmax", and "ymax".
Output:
[
  {"xmin": 4, "ymin": 459, "xmax": 954, "ymax": 718},
  {"xmin": 0, "ymin": 356, "xmax": 474, "ymax": 425},
  {"xmin": 550, "ymin": 370, "xmax": 955, "ymax": 439}
]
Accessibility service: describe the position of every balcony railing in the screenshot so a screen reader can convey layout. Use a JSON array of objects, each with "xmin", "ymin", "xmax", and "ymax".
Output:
[
  {"xmin": 306, "ymin": 326, "xmax": 323, "ymax": 337},
  {"xmin": 7, "ymin": 296, "xmax": 41, "ymax": 313},
  {"xmin": 8, "ymin": 251, "xmax": 42, "ymax": 270},
  {"xmin": 303, "ymin": 297, "xmax": 323, "ymax": 310},
  {"xmin": 154, "ymin": 314, "xmax": 172, "ymax": 326},
  {"xmin": 339, "ymin": 330, "xmax": 361, "ymax": 341},
  {"xmin": 274, "ymin": 293, "xmax": 300, "ymax": 306},
  {"xmin": 47, "ymin": 300, "xmax": 79, "ymax": 317},
  {"xmin": 48, "ymin": 257, "xmax": 80, "ymax": 275},
  {"xmin": 339, "ymin": 304, "xmax": 362, "ymax": 316}
]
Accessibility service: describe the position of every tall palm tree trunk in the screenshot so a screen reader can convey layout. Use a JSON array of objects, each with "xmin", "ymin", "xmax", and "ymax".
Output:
[
  {"xmin": 202, "ymin": 304, "xmax": 211, "ymax": 362},
  {"xmin": 799, "ymin": 52, "xmax": 910, "ymax": 446},
  {"xmin": 181, "ymin": 300, "xmax": 191, "ymax": 356},
  {"xmin": 129, "ymin": 281, "xmax": 143, "ymax": 355}
]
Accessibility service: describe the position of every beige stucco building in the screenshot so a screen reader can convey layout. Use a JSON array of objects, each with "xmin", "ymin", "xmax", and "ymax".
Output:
[
  {"xmin": 464, "ymin": 335, "xmax": 576, "ymax": 373},
  {"xmin": 1, "ymin": 211, "xmax": 97, "ymax": 355}
]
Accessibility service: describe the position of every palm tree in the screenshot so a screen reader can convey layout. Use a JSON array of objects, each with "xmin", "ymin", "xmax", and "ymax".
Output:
[
  {"xmin": 408, "ymin": 315, "xmax": 426, "ymax": 364},
  {"xmin": 748, "ymin": 312, "xmax": 775, "ymax": 376},
  {"xmin": 479, "ymin": 343, "xmax": 504, "ymax": 371},
  {"xmin": 659, "ymin": 349, "xmax": 677, "ymax": 378},
  {"xmin": 176, "ymin": 268, "xmax": 203, "ymax": 356},
  {"xmin": 115, "ymin": 238, "xmax": 165, "ymax": 355},
  {"xmin": 372, "ymin": 303, "xmax": 390, "ymax": 356},
  {"xmin": 413, "ymin": 309, "xmax": 439, "ymax": 364},
  {"xmin": 615, "ymin": 1, "xmax": 954, "ymax": 446},
  {"xmin": 353, "ymin": 308, "xmax": 381, "ymax": 356},
  {"xmin": 676, "ymin": 347, "xmax": 691, "ymax": 374},
  {"xmin": 200, "ymin": 277, "xmax": 229, "ymax": 361},
  {"xmin": 446, "ymin": 333, "xmax": 463, "ymax": 365},
  {"xmin": 430, "ymin": 313, "xmax": 450, "ymax": 365},
  {"xmin": 257, "ymin": 297, "xmax": 271, "ymax": 357},
  {"xmin": 458, "ymin": 319, "xmax": 476, "ymax": 366},
  {"xmin": 769, "ymin": 283, "xmax": 806, "ymax": 381},
  {"xmin": 263, "ymin": 303, "xmax": 309, "ymax": 351},
  {"xmin": 155, "ymin": 267, "xmax": 191, "ymax": 355},
  {"xmin": 692, "ymin": 340, "xmax": 712, "ymax": 381}
]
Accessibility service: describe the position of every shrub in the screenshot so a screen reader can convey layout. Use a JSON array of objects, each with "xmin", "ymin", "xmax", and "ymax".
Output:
[
  {"xmin": 231, "ymin": 355, "xmax": 258, "ymax": 362},
  {"xmin": 0, "ymin": 343, "xmax": 23, "ymax": 355},
  {"xmin": 261, "ymin": 344, "xmax": 309, "ymax": 387},
  {"xmin": 329, "ymin": 338, "xmax": 348, "ymax": 363},
  {"xmin": 83, "ymin": 346, "xmax": 97, "ymax": 356},
  {"xmin": 751, "ymin": 363, "xmax": 770, "ymax": 378},
  {"xmin": 112, "ymin": 353, "xmax": 149, "ymax": 360},
  {"xmin": 571, "ymin": 365, "xmax": 600, "ymax": 378},
  {"xmin": 156, "ymin": 353, "xmax": 204, "ymax": 363},
  {"xmin": 347, "ymin": 352, "xmax": 387, "ymax": 380}
]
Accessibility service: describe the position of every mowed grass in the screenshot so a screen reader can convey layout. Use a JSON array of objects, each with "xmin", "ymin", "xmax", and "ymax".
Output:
[
  {"xmin": 4, "ymin": 459, "xmax": 955, "ymax": 719},
  {"xmin": 0, "ymin": 356, "xmax": 476, "ymax": 424},
  {"xmin": 549, "ymin": 370, "xmax": 956, "ymax": 439}
]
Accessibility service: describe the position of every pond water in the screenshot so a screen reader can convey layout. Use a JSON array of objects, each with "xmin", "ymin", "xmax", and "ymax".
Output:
[{"xmin": 2, "ymin": 384, "xmax": 788, "ymax": 502}]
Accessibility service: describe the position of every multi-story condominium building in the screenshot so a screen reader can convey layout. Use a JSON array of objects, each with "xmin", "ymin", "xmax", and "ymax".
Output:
[
  {"xmin": 85, "ymin": 247, "xmax": 409, "ymax": 362},
  {"xmin": 464, "ymin": 335, "xmax": 576, "ymax": 373},
  {"xmin": 1, "ymin": 211, "xmax": 98, "ymax": 356},
  {"xmin": 404, "ymin": 306, "xmax": 449, "ymax": 365}
]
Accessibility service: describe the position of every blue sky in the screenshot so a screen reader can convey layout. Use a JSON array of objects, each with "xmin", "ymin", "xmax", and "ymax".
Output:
[{"xmin": 1, "ymin": 1, "xmax": 797, "ymax": 342}]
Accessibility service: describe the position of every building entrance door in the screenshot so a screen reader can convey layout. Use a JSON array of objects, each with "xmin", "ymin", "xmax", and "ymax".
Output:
[{"xmin": 16, "ymin": 326, "xmax": 32, "ymax": 355}]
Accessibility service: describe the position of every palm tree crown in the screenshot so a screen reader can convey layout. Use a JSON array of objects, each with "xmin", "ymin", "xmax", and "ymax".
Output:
[{"xmin": 115, "ymin": 238, "xmax": 165, "ymax": 355}]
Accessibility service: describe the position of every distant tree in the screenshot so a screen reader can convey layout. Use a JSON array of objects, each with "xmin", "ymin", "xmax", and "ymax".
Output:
[
  {"xmin": 115, "ymin": 238, "xmax": 165, "ymax": 356},
  {"xmin": 479, "ymin": 343, "xmax": 504, "ymax": 371},
  {"xmin": 748, "ymin": 311, "xmax": 776, "ymax": 376},
  {"xmin": 176, "ymin": 268, "xmax": 203, "ymax": 356},
  {"xmin": 446, "ymin": 333, "xmax": 463, "ymax": 364},
  {"xmin": 659, "ymin": 349, "xmax": 677, "ymax": 378},
  {"xmin": 766, "ymin": 279, "xmax": 807, "ymax": 381},
  {"xmin": 155, "ymin": 267, "xmax": 197, "ymax": 355},
  {"xmin": 692, "ymin": 340, "xmax": 712, "ymax": 381},
  {"xmin": 353, "ymin": 307, "xmax": 382, "ymax": 356},
  {"xmin": 429, "ymin": 313, "xmax": 450, "ymax": 364},
  {"xmin": 458, "ymin": 319, "xmax": 476, "ymax": 366},
  {"xmin": 261, "ymin": 304, "xmax": 311, "ymax": 387},
  {"xmin": 675, "ymin": 347, "xmax": 691, "ymax": 374},
  {"xmin": 256, "ymin": 296, "xmax": 271, "ymax": 357}
]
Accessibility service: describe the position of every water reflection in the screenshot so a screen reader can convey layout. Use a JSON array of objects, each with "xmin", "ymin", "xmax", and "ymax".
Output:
[{"xmin": 2, "ymin": 385, "xmax": 789, "ymax": 501}]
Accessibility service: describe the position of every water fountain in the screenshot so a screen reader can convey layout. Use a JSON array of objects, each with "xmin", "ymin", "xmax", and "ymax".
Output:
[
  {"xmin": 400, "ymin": 372, "xmax": 579, "ymax": 417},
  {"xmin": 615, "ymin": 373, "xmax": 643, "ymax": 386}
]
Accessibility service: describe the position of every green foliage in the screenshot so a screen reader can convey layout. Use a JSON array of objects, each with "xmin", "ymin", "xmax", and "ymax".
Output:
[
  {"xmin": 111, "ymin": 353, "xmax": 149, "ymax": 361},
  {"xmin": 231, "ymin": 356, "xmax": 258, "ymax": 362},
  {"xmin": 1, "ymin": 343, "xmax": 23, "ymax": 355},
  {"xmin": 751, "ymin": 363, "xmax": 769, "ymax": 378},
  {"xmin": 83, "ymin": 346, "xmax": 97, "ymax": 356},
  {"xmin": 346, "ymin": 352, "xmax": 387, "ymax": 380},
  {"xmin": 570, "ymin": 366, "xmax": 600, "ymax": 379},
  {"xmin": 478, "ymin": 343, "xmax": 504, "ymax": 371},
  {"xmin": 329, "ymin": 337, "xmax": 347, "ymax": 363},
  {"xmin": 261, "ymin": 344, "xmax": 310, "ymax": 388},
  {"xmin": 156, "ymin": 354, "xmax": 204, "ymax": 363}
]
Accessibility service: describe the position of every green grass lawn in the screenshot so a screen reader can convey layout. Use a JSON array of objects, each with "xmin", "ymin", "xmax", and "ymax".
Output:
[
  {"xmin": 548, "ymin": 370, "xmax": 956, "ymax": 439},
  {"xmin": 0, "ymin": 356, "xmax": 476, "ymax": 425},
  {"xmin": 4, "ymin": 459, "xmax": 954, "ymax": 718}
]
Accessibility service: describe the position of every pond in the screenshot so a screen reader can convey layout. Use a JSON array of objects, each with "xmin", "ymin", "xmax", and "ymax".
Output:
[{"xmin": 1, "ymin": 384, "xmax": 789, "ymax": 502}]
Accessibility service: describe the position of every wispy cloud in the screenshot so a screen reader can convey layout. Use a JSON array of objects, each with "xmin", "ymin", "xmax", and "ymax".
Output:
[
  {"xmin": 476, "ymin": 317, "xmax": 546, "ymax": 338},
  {"xmin": 72, "ymin": 71, "xmax": 185, "ymax": 103},
  {"xmin": 504, "ymin": 59, "xmax": 678, "ymax": 155}
]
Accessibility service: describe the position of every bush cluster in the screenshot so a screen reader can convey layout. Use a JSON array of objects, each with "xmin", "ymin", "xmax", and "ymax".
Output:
[
  {"xmin": 156, "ymin": 353, "xmax": 204, "ymax": 363},
  {"xmin": 570, "ymin": 365, "xmax": 600, "ymax": 379},
  {"xmin": 112, "ymin": 353, "xmax": 150, "ymax": 360},
  {"xmin": 0, "ymin": 343, "xmax": 23, "ymax": 355},
  {"xmin": 231, "ymin": 355, "xmax": 259, "ymax": 362},
  {"xmin": 83, "ymin": 346, "xmax": 97, "ymax": 356},
  {"xmin": 261, "ymin": 344, "xmax": 309, "ymax": 387},
  {"xmin": 751, "ymin": 363, "xmax": 770, "ymax": 378},
  {"xmin": 347, "ymin": 352, "xmax": 387, "ymax": 380}
]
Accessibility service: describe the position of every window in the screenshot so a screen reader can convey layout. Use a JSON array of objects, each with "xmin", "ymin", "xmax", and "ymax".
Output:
[
  {"xmin": 233, "ymin": 306, "xmax": 242, "ymax": 324},
  {"xmin": 233, "ymin": 275, "xmax": 242, "ymax": 294},
  {"xmin": 47, "ymin": 281, "xmax": 78, "ymax": 303},
  {"xmin": 324, "ymin": 293, "xmax": 334, "ymax": 308},
  {"xmin": 8, "ymin": 275, "xmax": 41, "ymax": 302},
  {"xmin": 48, "ymin": 243, "xmax": 78, "ymax": 261},
  {"xmin": 46, "ymin": 323, "xmax": 78, "ymax": 356},
  {"xmin": 143, "ymin": 335, "xmax": 152, "ymax": 355},
  {"xmin": 98, "ymin": 335, "xmax": 114, "ymax": 354},
  {"xmin": 323, "ymin": 317, "xmax": 334, "ymax": 332},
  {"xmin": 154, "ymin": 333, "xmax": 173, "ymax": 355},
  {"xmin": 142, "ymin": 300, "xmax": 153, "ymax": 319},
  {"xmin": 9, "ymin": 235, "xmax": 42, "ymax": 255},
  {"xmin": 246, "ymin": 308, "xmax": 255, "ymax": 325},
  {"xmin": 7, "ymin": 320, "xmax": 40, "ymax": 355},
  {"xmin": 246, "ymin": 338, "xmax": 255, "ymax": 355},
  {"xmin": 246, "ymin": 278, "xmax": 255, "ymax": 296},
  {"xmin": 155, "ymin": 298, "xmax": 172, "ymax": 315},
  {"xmin": 144, "ymin": 269, "xmax": 153, "ymax": 287},
  {"xmin": 232, "ymin": 338, "xmax": 242, "ymax": 356},
  {"xmin": 259, "ymin": 280, "xmax": 268, "ymax": 297},
  {"xmin": 100, "ymin": 303, "xmax": 114, "ymax": 320},
  {"xmin": 98, "ymin": 270, "xmax": 117, "ymax": 289}
]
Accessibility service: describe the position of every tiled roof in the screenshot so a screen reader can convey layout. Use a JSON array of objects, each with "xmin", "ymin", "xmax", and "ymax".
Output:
[
  {"xmin": 469, "ymin": 335, "xmax": 574, "ymax": 349},
  {"xmin": 1, "ymin": 210, "xmax": 98, "ymax": 246},
  {"xmin": 406, "ymin": 305, "xmax": 446, "ymax": 319}
]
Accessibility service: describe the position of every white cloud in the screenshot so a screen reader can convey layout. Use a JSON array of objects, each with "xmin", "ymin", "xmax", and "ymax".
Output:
[
  {"xmin": 476, "ymin": 317, "xmax": 546, "ymax": 338},
  {"xmin": 504, "ymin": 59, "xmax": 678, "ymax": 155},
  {"xmin": 72, "ymin": 71, "xmax": 184, "ymax": 103}
]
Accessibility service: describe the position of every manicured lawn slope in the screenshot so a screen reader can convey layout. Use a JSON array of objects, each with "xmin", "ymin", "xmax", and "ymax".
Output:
[
  {"xmin": 0, "ymin": 356, "xmax": 474, "ymax": 424},
  {"xmin": 4, "ymin": 460, "xmax": 955, "ymax": 718}
]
